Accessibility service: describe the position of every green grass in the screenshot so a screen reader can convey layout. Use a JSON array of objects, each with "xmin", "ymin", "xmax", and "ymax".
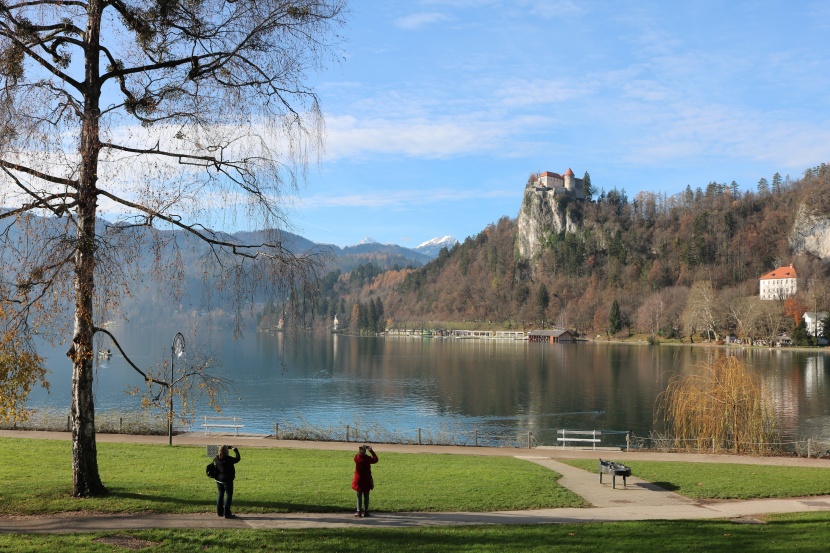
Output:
[
  {"xmin": 562, "ymin": 459, "xmax": 830, "ymax": 500},
  {"xmin": 2, "ymin": 513, "xmax": 830, "ymax": 552},
  {"xmin": 1, "ymin": 437, "xmax": 585, "ymax": 515}
]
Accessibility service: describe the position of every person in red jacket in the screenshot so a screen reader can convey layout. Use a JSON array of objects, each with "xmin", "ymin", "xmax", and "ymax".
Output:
[{"xmin": 351, "ymin": 444, "xmax": 378, "ymax": 517}]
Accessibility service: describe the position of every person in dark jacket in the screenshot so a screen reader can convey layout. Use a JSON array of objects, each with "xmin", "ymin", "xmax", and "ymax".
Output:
[
  {"xmin": 351, "ymin": 444, "xmax": 378, "ymax": 517},
  {"xmin": 213, "ymin": 445, "xmax": 241, "ymax": 518}
]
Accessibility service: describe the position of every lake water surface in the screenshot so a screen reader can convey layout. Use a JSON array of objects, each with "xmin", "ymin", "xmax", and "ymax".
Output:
[{"xmin": 27, "ymin": 325, "xmax": 830, "ymax": 447}]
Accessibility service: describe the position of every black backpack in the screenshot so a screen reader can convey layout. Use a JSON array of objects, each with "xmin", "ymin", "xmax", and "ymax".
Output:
[{"xmin": 206, "ymin": 461, "xmax": 219, "ymax": 479}]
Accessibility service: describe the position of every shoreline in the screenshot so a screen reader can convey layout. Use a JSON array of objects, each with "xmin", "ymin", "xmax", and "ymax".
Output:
[
  {"xmin": 2, "ymin": 429, "xmax": 828, "ymax": 464},
  {"xmin": 321, "ymin": 327, "xmax": 830, "ymax": 354},
  {"xmin": 3, "ymin": 428, "xmax": 830, "ymax": 466}
]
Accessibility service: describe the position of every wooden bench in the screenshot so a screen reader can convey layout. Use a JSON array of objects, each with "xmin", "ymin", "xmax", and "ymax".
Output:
[
  {"xmin": 557, "ymin": 429, "xmax": 601, "ymax": 450},
  {"xmin": 201, "ymin": 416, "xmax": 244, "ymax": 436},
  {"xmin": 598, "ymin": 458, "xmax": 631, "ymax": 489}
]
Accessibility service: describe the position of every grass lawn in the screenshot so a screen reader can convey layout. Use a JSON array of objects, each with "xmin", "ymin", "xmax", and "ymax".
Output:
[
  {"xmin": 562, "ymin": 459, "xmax": 830, "ymax": 500},
  {"xmin": 2, "ymin": 513, "xmax": 830, "ymax": 552},
  {"xmin": 1, "ymin": 437, "xmax": 585, "ymax": 515}
]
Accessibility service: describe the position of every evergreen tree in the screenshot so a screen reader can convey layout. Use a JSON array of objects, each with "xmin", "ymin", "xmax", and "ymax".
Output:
[
  {"xmin": 583, "ymin": 171, "xmax": 594, "ymax": 200},
  {"xmin": 609, "ymin": 299, "xmax": 622, "ymax": 335},
  {"xmin": 375, "ymin": 299, "xmax": 385, "ymax": 332},
  {"xmin": 684, "ymin": 185, "xmax": 695, "ymax": 204},
  {"xmin": 537, "ymin": 284, "xmax": 550, "ymax": 325},
  {"xmin": 358, "ymin": 302, "xmax": 369, "ymax": 333},
  {"xmin": 822, "ymin": 314, "xmax": 830, "ymax": 342},
  {"xmin": 772, "ymin": 172, "xmax": 782, "ymax": 194},
  {"xmin": 792, "ymin": 318, "xmax": 810, "ymax": 346},
  {"xmin": 368, "ymin": 299, "xmax": 378, "ymax": 333},
  {"xmin": 757, "ymin": 177, "xmax": 770, "ymax": 195}
]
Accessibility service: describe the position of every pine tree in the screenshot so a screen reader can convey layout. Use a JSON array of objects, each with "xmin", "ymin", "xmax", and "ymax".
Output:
[
  {"xmin": 537, "ymin": 284, "xmax": 550, "ymax": 325},
  {"xmin": 583, "ymin": 171, "xmax": 593, "ymax": 200},
  {"xmin": 772, "ymin": 172, "xmax": 782, "ymax": 194},
  {"xmin": 609, "ymin": 300, "xmax": 622, "ymax": 335}
]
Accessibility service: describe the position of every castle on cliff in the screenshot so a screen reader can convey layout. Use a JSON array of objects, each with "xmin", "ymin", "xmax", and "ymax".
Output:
[{"xmin": 530, "ymin": 168, "xmax": 585, "ymax": 199}]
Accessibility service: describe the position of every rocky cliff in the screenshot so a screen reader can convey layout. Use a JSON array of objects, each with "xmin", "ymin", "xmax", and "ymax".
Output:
[
  {"xmin": 790, "ymin": 204, "xmax": 830, "ymax": 258},
  {"xmin": 516, "ymin": 186, "xmax": 579, "ymax": 259}
]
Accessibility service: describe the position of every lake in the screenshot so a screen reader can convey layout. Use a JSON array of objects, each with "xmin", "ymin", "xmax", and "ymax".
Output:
[{"xmin": 26, "ymin": 324, "xmax": 830, "ymax": 447}]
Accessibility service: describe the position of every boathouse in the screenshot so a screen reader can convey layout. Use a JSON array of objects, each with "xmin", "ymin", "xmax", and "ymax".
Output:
[{"xmin": 527, "ymin": 329, "xmax": 575, "ymax": 343}]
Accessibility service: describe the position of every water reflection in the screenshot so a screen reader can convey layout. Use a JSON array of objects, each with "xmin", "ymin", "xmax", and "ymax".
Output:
[{"xmin": 26, "ymin": 328, "xmax": 830, "ymax": 444}]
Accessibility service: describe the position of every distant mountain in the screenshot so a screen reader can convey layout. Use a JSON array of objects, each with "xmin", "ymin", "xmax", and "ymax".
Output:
[
  {"xmin": 233, "ymin": 232, "xmax": 431, "ymax": 272},
  {"xmin": 415, "ymin": 236, "xmax": 459, "ymax": 258}
]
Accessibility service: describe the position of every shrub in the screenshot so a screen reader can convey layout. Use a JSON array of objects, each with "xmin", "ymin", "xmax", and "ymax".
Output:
[{"xmin": 654, "ymin": 355, "xmax": 780, "ymax": 454}]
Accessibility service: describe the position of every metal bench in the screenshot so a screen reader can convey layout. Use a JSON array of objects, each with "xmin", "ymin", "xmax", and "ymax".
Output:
[
  {"xmin": 201, "ymin": 416, "xmax": 244, "ymax": 436},
  {"xmin": 557, "ymin": 429, "xmax": 602, "ymax": 450},
  {"xmin": 598, "ymin": 458, "xmax": 631, "ymax": 489}
]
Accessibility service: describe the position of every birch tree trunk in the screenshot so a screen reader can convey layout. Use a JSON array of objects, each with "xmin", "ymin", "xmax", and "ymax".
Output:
[{"xmin": 69, "ymin": 0, "xmax": 104, "ymax": 496}]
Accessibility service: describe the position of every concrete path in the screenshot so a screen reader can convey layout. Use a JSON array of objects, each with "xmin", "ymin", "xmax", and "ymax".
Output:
[{"xmin": 2, "ymin": 431, "xmax": 830, "ymax": 533}]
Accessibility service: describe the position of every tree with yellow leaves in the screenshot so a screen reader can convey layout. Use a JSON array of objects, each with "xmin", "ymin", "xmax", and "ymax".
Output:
[{"xmin": 655, "ymin": 355, "xmax": 779, "ymax": 454}]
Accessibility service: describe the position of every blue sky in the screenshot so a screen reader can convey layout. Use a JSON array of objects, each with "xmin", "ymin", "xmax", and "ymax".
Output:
[{"xmin": 286, "ymin": 1, "xmax": 830, "ymax": 248}]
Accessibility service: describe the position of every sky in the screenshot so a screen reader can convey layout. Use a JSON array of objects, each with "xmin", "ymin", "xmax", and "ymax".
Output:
[{"xmin": 243, "ymin": 2, "xmax": 828, "ymax": 247}]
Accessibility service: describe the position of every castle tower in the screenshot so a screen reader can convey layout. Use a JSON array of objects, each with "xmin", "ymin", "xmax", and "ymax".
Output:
[{"xmin": 563, "ymin": 167, "xmax": 575, "ymax": 192}]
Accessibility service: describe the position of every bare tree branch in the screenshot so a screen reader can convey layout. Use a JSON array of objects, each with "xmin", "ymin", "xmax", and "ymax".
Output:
[{"xmin": 93, "ymin": 326, "xmax": 166, "ymax": 386}]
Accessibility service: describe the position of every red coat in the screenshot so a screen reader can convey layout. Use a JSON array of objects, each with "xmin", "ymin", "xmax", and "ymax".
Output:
[{"xmin": 351, "ymin": 451, "xmax": 378, "ymax": 492}]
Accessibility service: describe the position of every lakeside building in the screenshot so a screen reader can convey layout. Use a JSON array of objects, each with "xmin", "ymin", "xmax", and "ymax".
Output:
[
  {"xmin": 527, "ymin": 329, "xmax": 575, "ymax": 343},
  {"xmin": 759, "ymin": 264, "xmax": 797, "ymax": 300},
  {"xmin": 385, "ymin": 329, "xmax": 529, "ymax": 340}
]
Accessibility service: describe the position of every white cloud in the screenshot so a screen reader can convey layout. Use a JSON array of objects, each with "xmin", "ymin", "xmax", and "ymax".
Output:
[
  {"xmin": 615, "ymin": 99, "xmax": 830, "ymax": 172},
  {"xmin": 516, "ymin": 0, "xmax": 586, "ymax": 19},
  {"xmin": 394, "ymin": 12, "xmax": 452, "ymax": 30},
  {"xmin": 323, "ymin": 115, "xmax": 510, "ymax": 159},
  {"xmin": 298, "ymin": 185, "xmax": 514, "ymax": 210},
  {"xmin": 495, "ymin": 78, "xmax": 592, "ymax": 106},
  {"xmin": 621, "ymin": 79, "xmax": 673, "ymax": 102},
  {"xmin": 420, "ymin": 0, "xmax": 500, "ymax": 8}
]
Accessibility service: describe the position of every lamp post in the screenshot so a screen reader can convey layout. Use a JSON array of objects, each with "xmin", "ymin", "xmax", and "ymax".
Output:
[{"xmin": 169, "ymin": 332, "xmax": 185, "ymax": 446}]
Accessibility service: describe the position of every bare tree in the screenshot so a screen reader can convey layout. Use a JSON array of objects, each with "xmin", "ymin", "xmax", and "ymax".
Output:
[
  {"xmin": 681, "ymin": 281, "xmax": 720, "ymax": 342},
  {"xmin": 729, "ymin": 296, "xmax": 763, "ymax": 343},
  {"xmin": 635, "ymin": 291, "xmax": 664, "ymax": 338},
  {"xmin": 757, "ymin": 300, "xmax": 785, "ymax": 347},
  {"xmin": 0, "ymin": 0, "xmax": 346, "ymax": 496}
]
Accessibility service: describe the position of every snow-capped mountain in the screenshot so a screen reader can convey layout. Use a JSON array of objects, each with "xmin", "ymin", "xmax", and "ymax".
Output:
[
  {"xmin": 357, "ymin": 237, "xmax": 380, "ymax": 245},
  {"xmin": 415, "ymin": 236, "xmax": 459, "ymax": 258}
]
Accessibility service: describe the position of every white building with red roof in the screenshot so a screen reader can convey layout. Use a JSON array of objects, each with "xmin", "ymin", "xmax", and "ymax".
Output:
[{"xmin": 759, "ymin": 264, "xmax": 797, "ymax": 300}]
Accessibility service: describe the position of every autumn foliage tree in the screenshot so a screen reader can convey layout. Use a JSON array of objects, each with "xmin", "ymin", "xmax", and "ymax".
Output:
[
  {"xmin": 783, "ymin": 297, "xmax": 808, "ymax": 326},
  {"xmin": 0, "ymin": 0, "xmax": 346, "ymax": 496}
]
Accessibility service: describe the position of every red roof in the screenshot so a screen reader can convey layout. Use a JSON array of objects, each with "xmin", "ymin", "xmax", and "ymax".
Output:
[
  {"xmin": 564, "ymin": 167, "xmax": 575, "ymax": 176},
  {"xmin": 759, "ymin": 264, "xmax": 797, "ymax": 280},
  {"xmin": 540, "ymin": 171, "xmax": 562, "ymax": 179}
]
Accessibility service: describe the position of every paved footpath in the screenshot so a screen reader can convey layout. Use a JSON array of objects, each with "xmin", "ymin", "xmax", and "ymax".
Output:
[{"xmin": 3, "ymin": 430, "xmax": 830, "ymax": 533}]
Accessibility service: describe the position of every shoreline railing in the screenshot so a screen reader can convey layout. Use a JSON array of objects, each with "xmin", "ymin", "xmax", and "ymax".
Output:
[{"xmin": 5, "ymin": 410, "xmax": 830, "ymax": 458}]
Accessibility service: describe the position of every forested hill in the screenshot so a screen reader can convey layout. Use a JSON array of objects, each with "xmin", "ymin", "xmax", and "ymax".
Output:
[{"xmin": 333, "ymin": 164, "xmax": 830, "ymax": 339}]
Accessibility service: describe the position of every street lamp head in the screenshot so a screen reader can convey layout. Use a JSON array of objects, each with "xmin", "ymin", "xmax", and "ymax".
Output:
[{"xmin": 172, "ymin": 332, "xmax": 185, "ymax": 357}]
